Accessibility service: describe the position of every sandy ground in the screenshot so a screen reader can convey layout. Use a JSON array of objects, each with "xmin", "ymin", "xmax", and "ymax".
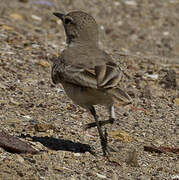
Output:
[{"xmin": 0, "ymin": 0, "xmax": 178, "ymax": 179}]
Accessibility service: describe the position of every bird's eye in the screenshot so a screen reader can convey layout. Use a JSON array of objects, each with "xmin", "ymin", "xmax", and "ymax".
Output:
[{"xmin": 64, "ymin": 16, "xmax": 73, "ymax": 25}]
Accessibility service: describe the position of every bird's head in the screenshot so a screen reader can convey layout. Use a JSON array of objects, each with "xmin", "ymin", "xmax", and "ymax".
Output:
[{"xmin": 53, "ymin": 11, "xmax": 98, "ymax": 46}]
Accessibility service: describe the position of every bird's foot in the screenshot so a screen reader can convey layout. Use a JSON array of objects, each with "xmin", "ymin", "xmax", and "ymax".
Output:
[{"xmin": 84, "ymin": 118, "xmax": 115, "ymax": 130}]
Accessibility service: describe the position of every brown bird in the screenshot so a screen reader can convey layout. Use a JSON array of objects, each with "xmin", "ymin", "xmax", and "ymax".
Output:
[{"xmin": 52, "ymin": 11, "xmax": 132, "ymax": 156}]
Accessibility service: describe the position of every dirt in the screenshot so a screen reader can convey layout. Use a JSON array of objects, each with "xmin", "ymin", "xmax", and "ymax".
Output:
[{"xmin": 0, "ymin": 0, "xmax": 178, "ymax": 179}]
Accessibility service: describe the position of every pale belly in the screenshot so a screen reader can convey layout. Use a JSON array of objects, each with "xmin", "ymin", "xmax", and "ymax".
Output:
[{"xmin": 62, "ymin": 82, "xmax": 113, "ymax": 108}]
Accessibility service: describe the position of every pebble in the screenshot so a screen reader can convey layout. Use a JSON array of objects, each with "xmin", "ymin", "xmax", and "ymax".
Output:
[
  {"xmin": 74, "ymin": 153, "xmax": 81, "ymax": 157},
  {"xmin": 16, "ymin": 154, "xmax": 25, "ymax": 163},
  {"xmin": 143, "ymin": 73, "xmax": 159, "ymax": 80},
  {"xmin": 96, "ymin": 173, "xmax": 107, "ymax": 179},
  {"xmin": 174, "ymin": 98, "xmax": 179, "ymax": 105},
  {"xmin": 31, "ymin": 15, "xmax": 42, "ymax": 21}
]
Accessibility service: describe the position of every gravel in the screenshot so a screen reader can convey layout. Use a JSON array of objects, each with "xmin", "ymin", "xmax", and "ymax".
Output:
[{"xmin": 0, "ymin": 0, "xmax": 178, "ymax": 179}]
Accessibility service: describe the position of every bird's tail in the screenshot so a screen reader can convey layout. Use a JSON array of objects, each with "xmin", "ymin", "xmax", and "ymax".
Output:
[{"xmin": 107, "ymin": 88, "xmax": 132, "ymax": 105}]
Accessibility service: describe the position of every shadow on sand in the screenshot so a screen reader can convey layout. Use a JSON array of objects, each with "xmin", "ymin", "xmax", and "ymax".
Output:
[{"xmin": 20, "ymin": 134, "xmax": 95, "ymax": 155}]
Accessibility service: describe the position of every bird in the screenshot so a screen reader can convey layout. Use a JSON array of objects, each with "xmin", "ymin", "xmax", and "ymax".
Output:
[{"xmin": 52, "ymin": 11, "xmax": 132, "ymax": 156}]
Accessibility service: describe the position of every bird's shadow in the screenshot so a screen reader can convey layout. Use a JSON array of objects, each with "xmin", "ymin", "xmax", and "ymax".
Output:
[{"xmin": 20, "ymin": 134, "xmax": 95, "ymax": 155}]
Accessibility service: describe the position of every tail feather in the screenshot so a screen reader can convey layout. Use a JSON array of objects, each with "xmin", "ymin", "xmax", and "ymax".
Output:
[{"xmin": 107, "ymin": 88, "xmax": 132, "ymax": 105}]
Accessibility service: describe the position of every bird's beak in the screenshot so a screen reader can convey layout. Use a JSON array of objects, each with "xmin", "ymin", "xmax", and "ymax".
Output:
[{"xmin": 53, "ymin": 12, "xmax": 64, "ymax": 20}]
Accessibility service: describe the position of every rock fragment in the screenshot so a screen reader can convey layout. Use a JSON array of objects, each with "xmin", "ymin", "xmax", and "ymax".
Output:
[{"xmin": 0, "ymin": 131, "xmax": 38, "ymax": 154}]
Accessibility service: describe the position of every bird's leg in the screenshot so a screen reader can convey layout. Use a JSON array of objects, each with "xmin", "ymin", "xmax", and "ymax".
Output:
[
  {"xmin": 108, "ymin": 104, "xmax": 116, "ymax": 123},
  {"xmin": 89, "ymin": 106, "xmax": 109, "ymax": 156},
  {"xmin": 83, "ymin": 104, "xmax": 115, "ymax": 130},
  {"xmin": 104, "ymin": 104, "xmax": 118, "ymax": 153}
]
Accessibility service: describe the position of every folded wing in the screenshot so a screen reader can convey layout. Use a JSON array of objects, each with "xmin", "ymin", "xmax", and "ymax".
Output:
[
  {"xmin": 52, "ymin": 56, "xmax": 122, "ymax": 90},
  {"xmin": 51, "ymin": 57, "xmax": 97, "ymax": 88},
  {"xmin": 95, "ymin": 62, "xmax": 122, "ymax": 89}
]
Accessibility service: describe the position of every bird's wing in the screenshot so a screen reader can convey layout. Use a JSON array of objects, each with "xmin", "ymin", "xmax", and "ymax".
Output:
[
  {"xmin": 95, "ymin": 62, "xmax": 122, "ymax": 89},
  {"xmin": 52, "ymin": 57, "xmax": 122, "ymax": 89},
  {"xmin": 51, "ymin": 57, "xmax": 97, "ymax": 88},
  {"xmin": 64, "ymin": 64, "xmax": 98, "ymax": 88}
]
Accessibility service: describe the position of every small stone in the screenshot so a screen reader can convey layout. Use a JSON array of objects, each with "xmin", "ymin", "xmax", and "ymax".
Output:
[
  {"xmin": 174, "ymin": 98, "xmax": 179, "ymax": 105},
  {"xmin": 16, "ymin": 154, "xmax": 25, "ymax": 163},
  {"xmin": 0, "ymin": 131, "xmax": 38, "ymax": 154},
  {"xmin": 74, "ymin": 153, "xmax": 81, "ymax": 157},
  {"xmin": 163, "ymin": 31, "xmax": 169, "ymax": 36},
  {"xmin": 23, "ymin": 115, "xmax": 31, "ymax": 119},
  {"xmin": 109, "ymin": 130, "xmax": 132, "ymax": 142},
  {"xmin": 143, "ymin": 73, "xmax": 158, "ymax": 80},
  {"xmin": 31, "ymin": 15, "xmax": 42, "ymax": 21},
  {"xmin": 96, "ymin": 173, "xmax": 107, "ymax": 179},
  {"xmin": 36, "ymin": 60, "xmax": 50, "ymax": 68}
]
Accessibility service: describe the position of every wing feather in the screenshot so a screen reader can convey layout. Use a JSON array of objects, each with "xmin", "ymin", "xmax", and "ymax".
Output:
[
  {"xmin": 52, "ymin": 57, "xmax": 122, "ymax": 90},
  {"xmin": 95, "ymin": 62, "xmax": 122, "ymax": 89},
  {"xmin": 52, "ymin": 58, "xmax": 97, "ymax": 88}
]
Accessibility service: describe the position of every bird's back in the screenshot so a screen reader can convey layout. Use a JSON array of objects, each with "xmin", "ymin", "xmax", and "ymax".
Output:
[
  {"xmin": 52, "ymin": 46, "xmax": 132, "ymax": 106},
  {"xmin": 62, "ymin": 45, "xmax": 113, "ymax": 68}
]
